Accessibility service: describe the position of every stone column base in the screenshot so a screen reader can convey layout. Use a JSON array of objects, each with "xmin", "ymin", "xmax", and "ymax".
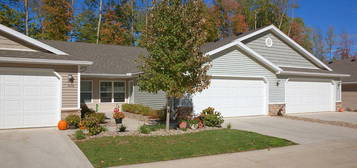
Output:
[
  {"xmin": 61, "ymin": 109, "xmax": 81, "ymax": 119},
  {"xmin": 336, "ymin": 102, "xmax": 342, "ymax": 111},
  {"xmin": 269, "ymin": 104, "xmax": 286, "ymax": 116}
]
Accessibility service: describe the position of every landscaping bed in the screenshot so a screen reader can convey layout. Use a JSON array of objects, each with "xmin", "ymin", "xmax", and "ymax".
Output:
[{"xmin": 76, "ymin": 129, "xmax": 296, "ymax": 168}]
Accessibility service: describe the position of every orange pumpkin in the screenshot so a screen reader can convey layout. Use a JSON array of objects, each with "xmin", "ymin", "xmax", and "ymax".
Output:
[
  {"xmin": 338, "ymin": 108, "xmax": 345, "ymax": 112},
  {"xmin": 58, "ymin": 120, "xmax": 68, "ymax": 130}
]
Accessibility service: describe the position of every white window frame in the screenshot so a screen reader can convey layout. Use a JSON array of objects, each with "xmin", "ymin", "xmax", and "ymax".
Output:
[
  {"xmin": 99, "ymin": 80, "xmax": 126, "ymax": 103},
  {"xmin": 80, "ymin": 80, "xmax": 93, "ymax": 103}
]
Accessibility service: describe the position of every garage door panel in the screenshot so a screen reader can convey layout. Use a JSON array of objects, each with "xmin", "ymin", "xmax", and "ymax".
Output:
[
  {"xmin": 192, "ymin": 78, "xmax": 266, "ymax": 117},
  {"xmin": 0, "ymin": 69, "xmax": 60, "ymax": 129},
  {"xmin": 286, "ymin": 81, "xmax": 334, "ymax": 113}
]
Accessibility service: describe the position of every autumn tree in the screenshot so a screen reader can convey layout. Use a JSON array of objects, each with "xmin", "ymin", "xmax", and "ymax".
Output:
[
  {"xmin": 139, "ymin": 0, "xmax": 210, "ymax": 130},
  {"xmin": 0, "ymin": 1, "xmax": 25, "ymax": 33},
  {"xmin": 335, "ymin": 32, "xmax": 354, "ymax": 60},
  {"xmin": 41, "ymin": 0, "xmax": 73, "ymax": 40}
]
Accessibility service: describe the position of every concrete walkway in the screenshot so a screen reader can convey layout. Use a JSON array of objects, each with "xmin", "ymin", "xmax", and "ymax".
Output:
[
  {"xmin": 0, "ymin": 128, "xmax": 93, "ymax": 168},
  {"xmin": 287, "ymin": 111, "xmax": 357, "ymax": 124},
  {"xmin": 119, "ymin": 116, "xmax": 357, "ymax": 168}
]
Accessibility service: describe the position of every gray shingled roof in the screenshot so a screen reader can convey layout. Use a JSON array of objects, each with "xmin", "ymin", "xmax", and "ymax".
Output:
[
  {"xmin": 327, "ymin": 58, "xmax": 357, "ymax": 82},
  {"xmin": 0, "ymin": 50, "xmax": 86, "ymax": 61},
  {"xmin": 200, "ymin": 27, "xmax": 265, "ymax": 53},
  {"xmin": 41, "ymin": 40, "xmax": 148, "ymax": 74}
]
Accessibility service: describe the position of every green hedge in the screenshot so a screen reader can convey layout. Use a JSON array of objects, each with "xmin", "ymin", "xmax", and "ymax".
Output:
[{"xmin": 122, "ymin": 104, "xmax": 159, "ymax": 118}]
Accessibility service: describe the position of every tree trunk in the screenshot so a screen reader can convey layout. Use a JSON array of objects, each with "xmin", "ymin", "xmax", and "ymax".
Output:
[
  {"xmin": 96, "ymin": 0, "xmax": 103, "ymax": 44},
  {"xmin": 165, "ymin": 97, "xmax": 171, "ymax": 131},
  {"xmin": 131, "ymin": 0, "xmax": 134, "ymax": 45},
  {"xmin": 25, "ymin": 0, "xmax": 29, "ymax": 36}
]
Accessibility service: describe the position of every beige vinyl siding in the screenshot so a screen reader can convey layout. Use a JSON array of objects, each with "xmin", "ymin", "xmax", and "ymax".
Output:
[
  {"xmin": 0, "ymin": 63, "xmax": 78, "ymax": 108},
  {"xmin": 0, "ymin": 34, "xmax": 36, "ymax": 51},
  {"xmin": 245, "ymin": 32, "xmax": 319, "ymax": 69},
  {"xmin": 80, "ymin": 77, "xmax": 130, "ymax": 112},
  {"xmin": 132, "ymin": 85, "xmax": 166, "ymax": 110},
  {"xmin": 208, "ymin": 47, "xmax": 285, "ymax": 103},
  {"xmin": 342, "ymin": 84, "xmax": 357, "ymax": 110}
]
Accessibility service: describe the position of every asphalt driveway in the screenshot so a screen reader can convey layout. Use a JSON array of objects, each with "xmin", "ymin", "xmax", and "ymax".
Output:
[
  {"xmin": 224, "ymin": 116, "xmax": 357, "ymax": 144},
  {"xmin": 0, "ymin": 128, "xmax": 93, "ymax": 168}
]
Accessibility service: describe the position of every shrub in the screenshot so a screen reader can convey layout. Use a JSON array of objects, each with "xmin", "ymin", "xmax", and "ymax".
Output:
[
  {"xmin": 80, "ymin": 115, "xmax": 105, "ymax": 135},
  {"xmin": 74, "ymin": 130, "xmax": 86, "ymax": 140},
  {"xmin": 80, "ymin": 104, "xmax": 95, "ymax": 118},
  {"xmin": 139, "ymin": 125, "xmax": 151, "ymax": 134},
  {"xmin": 138, "ymin": 124, "xmax": 165, "ymax": 134},
  {"xmin": 119, "ymin": 125, "xmax": 127, "ymax": 132},
  {"xmin": 122, "ymin": 103, "xmax": 160, "ymax": 118},
  {"xmin": 201, "ymin": 107, "xmax": 224, "ymax": 127},
  {"xmin": 65, "ymin": 114, "xmax": 80, "ymax": 128},
  {"xmin": 86, "ymin": 113, "xmax": 106, "ymax": 123},
  {"xmin": 227, "ymin": 123, "xmax": 232, "ymax": 129}
]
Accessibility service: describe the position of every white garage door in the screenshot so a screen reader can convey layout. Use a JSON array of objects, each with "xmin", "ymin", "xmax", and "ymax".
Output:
[
  {"xmin": 192, "ymin": 78, "xmax": 267, "ymax": 117},
  {"xmin": 0, "ymin": 69, "xmax": 60, "ymax": 129},
  {"xmin": 286, "ymin": 81, "xmax": 334, "ymax": 113}
]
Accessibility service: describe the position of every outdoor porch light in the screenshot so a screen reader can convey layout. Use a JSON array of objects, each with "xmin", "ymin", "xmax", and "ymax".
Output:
[
  {"xmin": 68, "ymin": 74, "xmax": 75, "ymax": 83},
  {"xmin": 276, "ymin": 80, "xmax": 281, "ymax": 86}
]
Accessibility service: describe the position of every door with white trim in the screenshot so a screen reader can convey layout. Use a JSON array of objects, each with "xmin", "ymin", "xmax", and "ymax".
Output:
[
  {"xmin": 192, "ymin": 78, "xmax": 267, "ymax": 117},
  {"xmin": 286, "ymin": 81, "xmax": 334, "ymax": 113},
  {"xmin": 0, "ymin": 69, "xmax": 60, "ymax": 129}
]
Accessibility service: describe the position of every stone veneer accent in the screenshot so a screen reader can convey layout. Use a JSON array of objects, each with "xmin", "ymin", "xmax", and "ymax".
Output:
[
  {"xmin": 269, "ymin": 104, "xmax": 286, "ymax": 116},
  {"xmin": 61, "ymin": 109, "xmax": 81, "ymax": 119},
  {"xmin": 336, "ymin": 102, "xmax": 342, "ymax": 111}
]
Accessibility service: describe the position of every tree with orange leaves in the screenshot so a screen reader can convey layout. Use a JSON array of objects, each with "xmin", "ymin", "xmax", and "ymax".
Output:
[{"xmin": 41, "ymin": 0, "xmax": 73, "ymax": 41}]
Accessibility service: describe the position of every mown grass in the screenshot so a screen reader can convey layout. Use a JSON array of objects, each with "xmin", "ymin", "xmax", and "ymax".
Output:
[{"xmin": 76, "ymin": 129, "xmax": 296, "ymax": 168}]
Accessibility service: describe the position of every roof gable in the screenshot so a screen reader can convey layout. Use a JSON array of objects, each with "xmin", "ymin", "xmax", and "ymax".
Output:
[
  {"xmin": 0, "ymin": 24, "xmax": 67, "ymax": 55},
  {"xmin": 205, "ymin": 25, "xmax": 333, "ymax": 72},
  {"xmin": 244, "ymin": 32, "xmax": 319, "ymax": 69}
]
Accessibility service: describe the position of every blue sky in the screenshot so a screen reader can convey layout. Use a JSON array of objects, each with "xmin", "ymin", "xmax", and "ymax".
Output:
[{"xmin": 296, "ymin": 0, "xmax": 357, "ymax": 51}]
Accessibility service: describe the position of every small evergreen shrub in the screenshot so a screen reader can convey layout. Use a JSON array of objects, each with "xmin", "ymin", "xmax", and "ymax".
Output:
[
  {"xmin": 139, "ymin": 125, "xmax": 151, "ymax": 134},
  {"xmin": 119, "ymin": 125, "xmax": 127, "ymax": 132},
  {"xmin": 80, "ymin": 104, "xmax": 95, "ymax": 118},
  {"xmin": 227, "ymin": 123, "xmax": 232, "ymax": 129}
]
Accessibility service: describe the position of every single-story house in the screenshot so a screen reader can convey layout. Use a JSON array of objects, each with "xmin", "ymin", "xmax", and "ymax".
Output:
[
  {"xmin": 0, "ymin": 23, "xmax": 349, "ymax": 129},
  {"xmin": 327, "ymin": 58, "xmax": 357, "ymax": 111}
]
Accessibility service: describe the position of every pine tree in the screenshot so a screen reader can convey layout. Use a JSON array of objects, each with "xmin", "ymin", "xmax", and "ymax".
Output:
[{"xmin": 74, "ymin": 0, "xmax": 99, "ymax": 43}]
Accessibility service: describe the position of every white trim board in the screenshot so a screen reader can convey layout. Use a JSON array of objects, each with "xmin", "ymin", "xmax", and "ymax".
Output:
[{"xmin": 0, "ymin": 24, "xmax": 68, "ymax": 55}]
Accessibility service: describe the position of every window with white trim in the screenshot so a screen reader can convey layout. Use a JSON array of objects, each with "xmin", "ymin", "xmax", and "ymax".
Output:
[
  {"xmin": 100, "ymin": 81, "xmax": 125, "ymax": 103},
  {"xmin": 80, "ymin": 80, "xmax": 92, "ymax": 103}
]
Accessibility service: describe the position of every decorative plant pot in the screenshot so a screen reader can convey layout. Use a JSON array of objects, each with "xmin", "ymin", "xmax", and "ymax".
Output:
[
  {"xmin": 115, "ymin": 118, "xmax": 123, "ymax": 124},
  {"xmin": 179, "ymin": 121, "xmax": 187, "ymax": 129},
  {"xmin": 190, "ymin": 124, "xmax": 198, "ymax": 129},
  {"xmin": 198, "ymin": 121, "xmax": 204, "ymax": 129}
]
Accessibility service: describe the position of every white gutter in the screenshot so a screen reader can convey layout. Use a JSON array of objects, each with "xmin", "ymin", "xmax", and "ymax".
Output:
[
  {"xmin": 343, "ymin": 82, "xmax": 357, "ymax": 84},
  {"xmin": 0, "ymin": 57, "xmax": 93, "ymax": 65},
  {"xmin": 278, "ymin": 71, "xmax": 350, "ymax": 78},
  {"xmin": 81, "ymin": 72, "xmax": 143, "ymax": 78}
]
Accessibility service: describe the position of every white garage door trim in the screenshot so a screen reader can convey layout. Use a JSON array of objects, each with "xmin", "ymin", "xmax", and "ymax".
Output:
[
  {"xmin": 0, "ymin": 67, "xmax": 62, "ymax": 129},
  {"xmin": 192, "ymin": 75, "xmax": 269, "ymax": 117},
  {"xmin": 285, "ymin": 78, "xmax": 335, "ymax": 113}
]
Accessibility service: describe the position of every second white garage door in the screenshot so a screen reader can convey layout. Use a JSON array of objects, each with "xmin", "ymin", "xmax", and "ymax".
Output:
[
  {"xmin": 192, "ymin": 78, "xmax": 267, "ymax": 117},
  {"xmin": 0, "ymin": 69, "xmax": 60, "ymax": 129},
  {"xmin": 286, "ymin": 81, "xmax": 334, "ymax": 113}
]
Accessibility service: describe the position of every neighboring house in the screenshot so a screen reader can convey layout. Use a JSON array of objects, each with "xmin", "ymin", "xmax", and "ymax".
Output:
[
  {"xmin": 327, "ymin": 58, "xmax": 357, "ymax": 111},
  {"xmin": 0, "ymin": 23, "xmax": 349, "ymax": 129}
]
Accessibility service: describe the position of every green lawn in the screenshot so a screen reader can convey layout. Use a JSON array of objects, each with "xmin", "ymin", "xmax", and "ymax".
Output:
[{"xmin": 76, "ymin": 129, "xmax": 296, "ymax": 168}]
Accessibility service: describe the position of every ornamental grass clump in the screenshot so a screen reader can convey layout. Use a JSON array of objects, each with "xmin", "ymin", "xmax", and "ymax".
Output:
[{"xmin": 65, "ymin": 114, "xmax": 80, "ymax": 128}]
